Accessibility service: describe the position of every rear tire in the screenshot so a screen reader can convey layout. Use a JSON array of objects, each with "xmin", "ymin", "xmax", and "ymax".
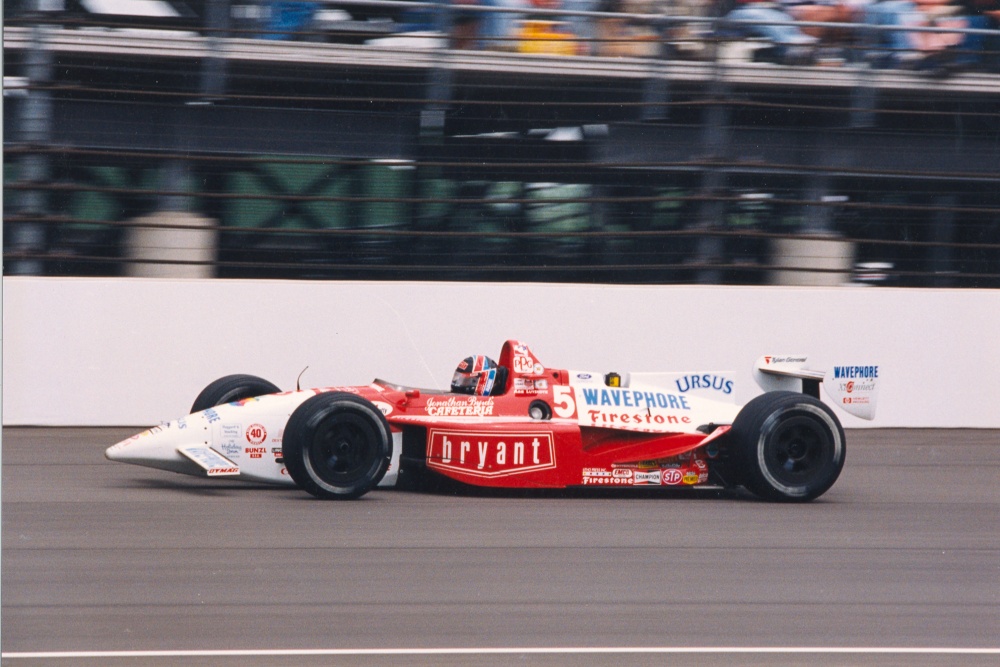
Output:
[
  {"xmin": 190, "ymin": 374, "xmax": 281, "ymax": 413},
  {"xmin": 730, "ymin": 391, "xmax": 845, "ymax": 502},
  {"xmin": 282, "ymin": 392, "xmax": 392, "ymax": 500}
]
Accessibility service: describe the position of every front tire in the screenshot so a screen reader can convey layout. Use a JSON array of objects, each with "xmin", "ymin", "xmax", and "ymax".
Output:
[
  {"xmin": 282, "ymin": 392, "xmax": 392, "ymax": 500},
  {"xmin": 190, "ymin": 374, "xmax": 281, "ymax": 413},
  {"xmin": 730, "ymin": 391, "xmax": 845, "ymax": 502}
]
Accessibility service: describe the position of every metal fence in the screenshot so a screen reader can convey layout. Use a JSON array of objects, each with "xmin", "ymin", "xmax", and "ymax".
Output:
[{"xmin": 5, "ymin": 0, "xmax": 1000, "ymax": 286}]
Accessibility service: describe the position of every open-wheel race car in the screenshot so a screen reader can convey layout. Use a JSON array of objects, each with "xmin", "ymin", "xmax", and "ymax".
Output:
[{"xmin": 106, "ymin": 340, "xmax": 880, "ymax": 502}]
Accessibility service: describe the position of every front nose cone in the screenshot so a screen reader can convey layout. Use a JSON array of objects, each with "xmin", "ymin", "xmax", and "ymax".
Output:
[{"xmin": 106, "ymin": 418, "xmax": 207, "ymax": 475}]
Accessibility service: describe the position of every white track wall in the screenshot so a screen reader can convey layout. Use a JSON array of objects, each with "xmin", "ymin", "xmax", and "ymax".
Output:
[{"xmin": 3, "ymin": 277, "xmax": 999, "ymax": 428}]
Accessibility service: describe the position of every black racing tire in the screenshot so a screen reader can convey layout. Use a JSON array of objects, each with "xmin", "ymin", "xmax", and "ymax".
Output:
[
  {"xmin": 282, "ymin": 392, "xmax": 392, "ymax": 500},
  {"xmin": 190, "ymin": 374, "xmax": 281, "ymax": 413},
  {"xmin": 730, "ymin": 391, "xmax": 845, "ymax": 502}
]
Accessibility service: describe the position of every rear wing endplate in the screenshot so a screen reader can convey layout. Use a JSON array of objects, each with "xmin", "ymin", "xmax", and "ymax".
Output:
[{"xmin": 754, "ymin": 356, "xmax": 880, "ymax": 420}]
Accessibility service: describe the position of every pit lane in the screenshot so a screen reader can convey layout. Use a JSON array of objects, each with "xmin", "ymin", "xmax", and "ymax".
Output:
[{"xmin": 3, "ymin": 428, "xmax": 998, "ymax": 666}]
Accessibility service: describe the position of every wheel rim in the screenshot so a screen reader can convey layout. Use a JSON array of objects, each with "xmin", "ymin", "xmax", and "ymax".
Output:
[
  {"xmin": 307, "ymin": 411, "xmax": 379, "ymax": 487},
  {"xmin": 762, "ymin": 413, "xmax": 835, "ymax": 487}
]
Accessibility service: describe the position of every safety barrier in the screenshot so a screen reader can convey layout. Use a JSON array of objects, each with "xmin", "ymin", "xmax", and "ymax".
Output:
[{"xmin": 4, "ymin": 276, "xmax": 998, "ymax": 427}]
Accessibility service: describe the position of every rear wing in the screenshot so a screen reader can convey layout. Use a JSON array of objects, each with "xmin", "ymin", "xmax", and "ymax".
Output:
[{"xmin": 754, "ymin": 356, "xmax": 880, "ymax": 420}]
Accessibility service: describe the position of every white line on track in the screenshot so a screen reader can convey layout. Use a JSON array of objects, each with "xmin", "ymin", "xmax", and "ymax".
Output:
[{"xmin": 4, "ymin": 647, "xmax": 1000, "ymax": 659}]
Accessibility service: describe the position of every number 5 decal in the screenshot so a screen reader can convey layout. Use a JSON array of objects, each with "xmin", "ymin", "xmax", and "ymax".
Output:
[{"xmin": 552, "ymin": 386, "xmax": 576, "ymax": 419}]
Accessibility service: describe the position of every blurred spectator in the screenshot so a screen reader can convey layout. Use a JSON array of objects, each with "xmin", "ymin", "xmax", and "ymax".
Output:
[
  {"xmin": 950, "ymin": 0, "xmax": 1000, "ymax": 68},
  {"xmin": 563, "ymin": 0, "xmax": 602, "ymax": 54},
  {"xmin": 716, "ymin": 0, "xmax": 819, "ymax": 64},
  {"xmin": 451, "ymin": 0, "xmax": 482, "ymax": 48},
  {"xmin": 595, "ymin": 0, "xmax": 668, "ymax": 57},
  {"xmin": 263, "ymin": 1, "xmax": 318, "ymax": 40},
  {"xmin": 859, "ymin": 0, "xmax": 967, "ymax": 68},
  {"xmin": 481, "ymin": 0, "xmax": 532, "ymax": 50},
  {"xmin": 716, "ymin": 0, "xmax": 973, "ymax": 67}
]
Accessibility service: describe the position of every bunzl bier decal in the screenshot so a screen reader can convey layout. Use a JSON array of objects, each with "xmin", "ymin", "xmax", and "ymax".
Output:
[{"xmin": 426, "ymin": 430, "xmax": 555, "ymax": 478}]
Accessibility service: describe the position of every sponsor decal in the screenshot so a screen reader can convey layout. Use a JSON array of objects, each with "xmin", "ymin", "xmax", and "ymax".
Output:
[
  {"xmin": 427, "ymin": 430, "xmax": 555, "ymax": 477},
  {"xmin": 576, "ymin": 373, "xmax": 592, "ymax": 380},
  {"xmin": 246, "ymin": 424, "xmax": 267, "ymax": 446},
  {"xmin": 229, "ymin": 396, "xmax": 260, "ymax": 407},
  {"xmin": 674, "ymin": 374, "xmax": 733, "ymax": 395},
  {"xmin": 203, "ymin": 408, "xmax": 221, "ymax": 424},
  {"xmin": 582, "ymin": 468, "xmax": 632, "ymax": 485},
  {"xmin": 764, "ymin": 356, "xmax": 807, "ymax": 365},
  {"xmin": 662, "ymin": 468, "xmax": 684, "ymax": 485},
  {"xmin": 113, "ymin": 434, "xmax": 141, "ymax": 448},
  {"xmin": 372, "ymin": 401, "xmax": 394, "ymax": 416},
  {"xmin": 220, "ymin": 443, "xmax": 241, "ymax": 457},
  {"xmin": 585, "ymin": 410, "xmax": 692, "ymax": 427},
  {"xmin": 425, "ymin": 396, "xmax": 495, "ymax": 417},
  {"xmin": 512, "ymin": 355, "xmax": 535, "ymax": 374},
  {"xmin": 579, "ymin": 387, "xmax": 690, "ymax": 411},
  {"xmin": 634, "ymin": 470, "xmax": 662, "ymax": 486},
  {"xmin": 245, "ymin": 446, "xmax": 266, "ymax": 459},
  {"xmin": 683, "ymin": 471, "xmax": 700, "ymax": 485},
  {"xmin": 833, "ymin": 365, "xmax": 879, "ymax": 379},
  {"xmin": 208, "ymin": 466, "xmax": 240, "ymax": 475},
  {"xmin": 835, "ymin": 378, "xmax": 876, "ymax": 406},
  {"xmin": 514, "ymin": 378, "xmax": 549, "ymax": 396},
  {"xmin": 840, "ymin": 380, "xmax": 876, "ymax": 395}
]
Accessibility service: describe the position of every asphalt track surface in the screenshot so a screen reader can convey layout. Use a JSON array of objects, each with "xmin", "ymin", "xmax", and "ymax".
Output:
[{"xmin": 2, "ymin": 427, "xmax": 999, "ymax": 667}]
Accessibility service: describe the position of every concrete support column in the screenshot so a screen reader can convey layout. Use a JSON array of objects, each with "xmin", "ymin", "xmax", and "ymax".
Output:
[
  {"xmin": 929, "ymin": 195, "xmax": 956, "ymax": 287},
  {"xmin": 123, "ymin": 161, "xmax": 217, "ymax": 278},
  {"xmin": 693, "ymin": 73, "xmax": 731, "ymax": 284},
  {"xmin": 771, "ymin": 174, "xmax": 854, "ymax": 285},
  {"xmin": 9, "ymin": 23, "xmax": 54, "ymax": 275}
]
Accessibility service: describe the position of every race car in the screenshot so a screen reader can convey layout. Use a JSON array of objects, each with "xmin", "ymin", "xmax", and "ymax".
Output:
[{"xmin": 106, "ymin": 340, "xmax": 879, "ymax": 502}]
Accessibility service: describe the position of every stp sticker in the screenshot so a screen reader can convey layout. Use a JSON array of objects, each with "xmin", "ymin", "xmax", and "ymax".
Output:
[{"xmin": 662, "ymin": 468, "xmax": 683, "ymax": 485}]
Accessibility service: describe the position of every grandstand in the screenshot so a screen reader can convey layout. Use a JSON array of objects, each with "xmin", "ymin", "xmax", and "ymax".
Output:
[{"xmin": 4, "ymin": 0, "xmax": 1000, "ymax": 285}]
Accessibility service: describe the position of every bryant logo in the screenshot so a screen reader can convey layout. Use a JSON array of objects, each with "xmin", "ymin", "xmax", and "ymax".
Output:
[{"xmin": 427, "ymin": 430, "xmax": 556, "ymax": 478}]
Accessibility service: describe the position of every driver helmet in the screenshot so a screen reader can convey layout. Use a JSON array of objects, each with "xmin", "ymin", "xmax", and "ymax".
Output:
[{"xmin": 451, "ymin": 355, "xmax": 498, "ymax": 396}]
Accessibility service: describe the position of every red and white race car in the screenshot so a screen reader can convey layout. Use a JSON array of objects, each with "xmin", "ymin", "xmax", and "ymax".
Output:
[{"xmin": 106, "ymin": 340, "xmax": 879, "ymax": 502}]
